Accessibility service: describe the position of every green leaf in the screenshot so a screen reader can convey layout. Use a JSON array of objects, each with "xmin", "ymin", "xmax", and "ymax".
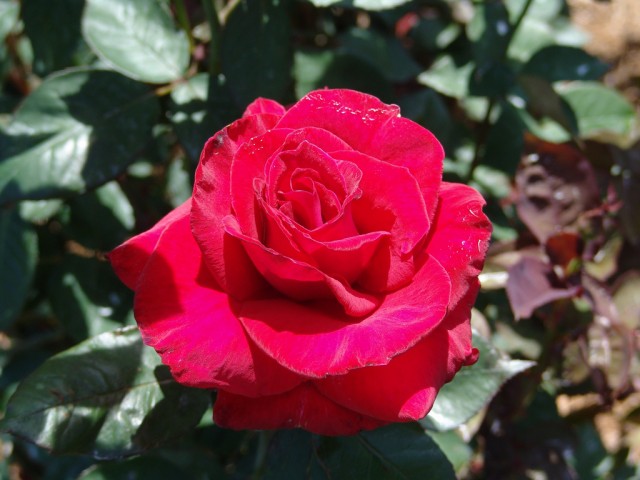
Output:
[
  {"xmin": 48, "ymin": 254, "xmax": 134, "ymax": 341},
  {"xmin": 305, "ymin": 0, "xmax": 411, "ymax": 9},
  {"xmin": 263, "ymin": 430, "xmax": 314, "ymax": 480},
  {"xmin": 482, "ymin": 101, "xmax": 526, "ymax": 176},
  {"xmin": 429, "ymin": 431, "xmax": 472, "ymax": 475},
  {"xmin": 0, "ymin": 208, "xmax": 37, "ymax": 329},
  {"xmin": 558, "ymin": 82, "xmax": 636, "ymax": 143},
  {"xmin": 82, "ymin": 0, "xmax": 189, "ymax": 83},
  {"xmin": 417, "ymin": 56, "xmax": 473, "ymax": 99},
  {"xmin": 222, "ymin": 0, "xmax": 292, "ymax": 106},
  {"xmin": 0, "ymin": 0, "xmax": 19, "ymax": 41},
  {"xmin": 315, "ymin": 424, "xmax": 455, "ymax": 480},
  {"xmin": 0, "ymin": 327, "xmax": 210, "ymax": 458},
  {"xmin": 397, "ymin": 89, "xmax": 454, "ymax": 151},
  {"xmin": 339, "ymin": 28, "xmax": 421, "ymax": 83},
  {"xmin": 522, "ymin": 46, "xmax": 608, "ymax": 82},
  {"xmin": 21, "ymin": 0, "xmax": 89, "ymax": 75},
  {"xmin": 422, "ymin": 333, "xmax": 535, "ymax": 431},
  {"xmin": 166, "ymin": 157, "xmax": 192, "ymax": 208},
  {"xmin": 64, "ymin": 181, "xmax": 135, "ymax": 250},
  {"xmin": 467, "ymin": 1, "xmax": 511, "ymax": 65},
  {"xmin": 168, "ymin": 73, "xmax": 240, "ymax": 162},
  {"xmin": 78, "ymin": 456, "xmax": 188, "ymax": 480},
  {"xmin": 0, "ymin": 69, "xmax": 160, "ymax": 204},
  {"xmin": 293, "ymin": 49, "xmax": 393, "ymax": 102}
]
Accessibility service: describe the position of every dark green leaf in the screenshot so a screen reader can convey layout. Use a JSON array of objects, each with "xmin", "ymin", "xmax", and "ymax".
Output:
[
  {"xmin": 168, "ymin": 73, "xmax": 240, "ymax": 162},
  {"xmin": 222, "ymin": 0, "xmax": 292, "ymax": 106},
  {"xmin": 422, "ymin": 333, "xmax": 535, "ymax": 431},
  {"xmin": 467, "ymin": 1, "xmax": 511, "ymax": 65},
  {"xmin": 82, "ymin": 0, "xmax": 189, "ymax": 83},
  {"xmin": 48, "ymin": 254, "xmax": 134, "ymax": 341},
  {"xmin": 21, "ymin": 0, "xmax": 89, "ymax": 75},
  {"xmin": 339, "ymin": 28, "xmax": 421, "ymax": 83},
  {"xmin": 64, "ymin": 181, "xmax": 135, "ymax": 250},
  {"xmin": 0, "ymin": 327, "xmax": 210, "ymax": 458},
  {"xmin": 294, "ymin": 49, "xmax": 393, "ymax": 102},
  {"xmin": 0, "ymin": 208, "xmax": 37, "ymax": 329},
  {"xmin": 397, "ymin": 89, "xmax": 454, "ymax": 151},
  {"xmin": 263, "ymin": 430, "xmax": 314, "ymax": 480},
  {"xmin": 315, "ymin": 424, "xmax": 455, "ymax": 480},
  {"xmin": 517, "ymin": 75, "xmax": 578, "ymax": 141},
  {"xmin": 78, "ymin": 456, "xmax": 187, "ymax": 480},
  {"xmin": 521, "ymin": 46, "xmax": 609, "ymax": 82},
  {"xmin": 0, "ymin": 69, "xmax": 160, "ymax": 204},
  {"xmin": 482, "ymin": 101, "xmax": 526, "ymax": 175}
]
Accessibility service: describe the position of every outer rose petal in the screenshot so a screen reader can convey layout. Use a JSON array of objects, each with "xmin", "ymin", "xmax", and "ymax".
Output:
[
  {"xmin": 425, "ymin": 182, "xmax": 492, "ymax": 307},
  {"xmin": 315, "ymin": 285, "xmax": 480, "ymax": 422},
  {"xmin": 108, "ymin": 199, "xmax": 192, "ymax": 290},
  {"xmin": 243, "ymin": 98, "xmax": 286, "ymax": 117},
  {"xmin": 191, "ymin": 113, "xmax": 281, "ymax": 299},
  {"xmin": 277, "ymin": 89, "xmax": 401, "ymax": 151},
  {"xmin": 133, "ymin": 212, "xmax": 303, "ymax": 397},
  {"xmin": 238, "ymin": 255, "xmax": 451, "ymax": 377},
  {"xmin": 214, "ymin": 383, "xmax": 384, "ymax": 435}
]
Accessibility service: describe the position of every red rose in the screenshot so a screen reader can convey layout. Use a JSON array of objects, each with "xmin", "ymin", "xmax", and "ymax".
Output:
[{"xmin": 109, "ymin": 89, "xmax": 491, "ymax": 435}]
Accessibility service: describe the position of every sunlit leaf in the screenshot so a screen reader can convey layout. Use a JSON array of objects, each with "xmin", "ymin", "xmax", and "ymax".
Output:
[
  {"xmin": 422, "ymin": 333, "xmax": 535, "ymax": 431},
  {"xmin": 0, "ymin": 327, "xmax": 210, "ymax": 458},
  {"xmin": 82, "ymin": 0, "xmax": 189, "ymax": 83},
  {"xmin": 558, "ymin": 82, "xmax": 636, "ymax": 144},
  {"xmin": 305, "ymin": 0, "xmax": 412, "ymax": 9},
  {"xmin": 0, "ymin": 69, "xmax": 159, "ymax": 204}
]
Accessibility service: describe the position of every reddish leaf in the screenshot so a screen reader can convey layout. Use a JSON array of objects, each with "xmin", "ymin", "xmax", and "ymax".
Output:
[
  {"xmin": 515, "ymin": 137, "xmax": 600, "ymax": 242},
  {"xmin": 506, "ymin": 256, "xmax": 580, "ymax": 320}
]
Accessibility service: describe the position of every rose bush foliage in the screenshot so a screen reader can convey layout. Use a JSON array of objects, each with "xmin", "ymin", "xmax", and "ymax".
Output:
[{"xmin": 109, "ymin": 89, "xmax": 491, "ymax": 435}]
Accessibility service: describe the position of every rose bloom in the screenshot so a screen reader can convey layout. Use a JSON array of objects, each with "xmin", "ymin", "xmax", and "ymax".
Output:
[{"xmin": 109, "ymin": 89, "xmax": 491, "ymax": 435}]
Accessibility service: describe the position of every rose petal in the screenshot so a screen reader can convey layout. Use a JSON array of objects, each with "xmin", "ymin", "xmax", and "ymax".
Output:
[
  {"xmin": 214, "ymin": 383, "xmax": 384, "ymax": 435},
  {"xmin": 315, "ymin": 285, "xmax": 480, "ymax": 422},
  {"xmin": 277, "ymin": 89, "xmax": 401, "ymax": 150},
  {"xmin": 333, "ymin": 150, "xmax": 430, "ymax": 292},
  {"xmin": 224, "ymin": 215, "xmax": 381, "ymax": 317},
  {"xmin": 108, "ymin": 199, "xmax": 192, "ymax": 290},
  {"xmin": 425, "ymin": 182, "xmax": 492, "ymax": 306},
  {"xmin": 191, "ymin": 114, "xmax": 282, "ymax": 299},
  {"xmin": 277, "ymin": 89, "xmax": 443, "ymax": 219},
  {"xmin": 230, "ymin": 129, "xmax": 292, "ymax": 239},
  {"xmin": 134, "ymin": 213, "xmax": 303, "ymax": 397},
  {"xmin": 238, "ymin": 254, "xmax": 451, "ymax": 377},
  {"xmin": 243, "ymin": 98, "xmax": 286, "ymax": 117},
  {"xmin": 367, "ymin": 116, "xmax": 443, "ymax": 220}
]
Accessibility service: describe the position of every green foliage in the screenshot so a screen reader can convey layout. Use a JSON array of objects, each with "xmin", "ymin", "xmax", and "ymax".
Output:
[
  {"xmin": 1, "ymin": 0, "xmax": 639, "ymax": 477},
  {"xmin": 82, "ymin": 0, "xmax": 190, "ymax": 83}
]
